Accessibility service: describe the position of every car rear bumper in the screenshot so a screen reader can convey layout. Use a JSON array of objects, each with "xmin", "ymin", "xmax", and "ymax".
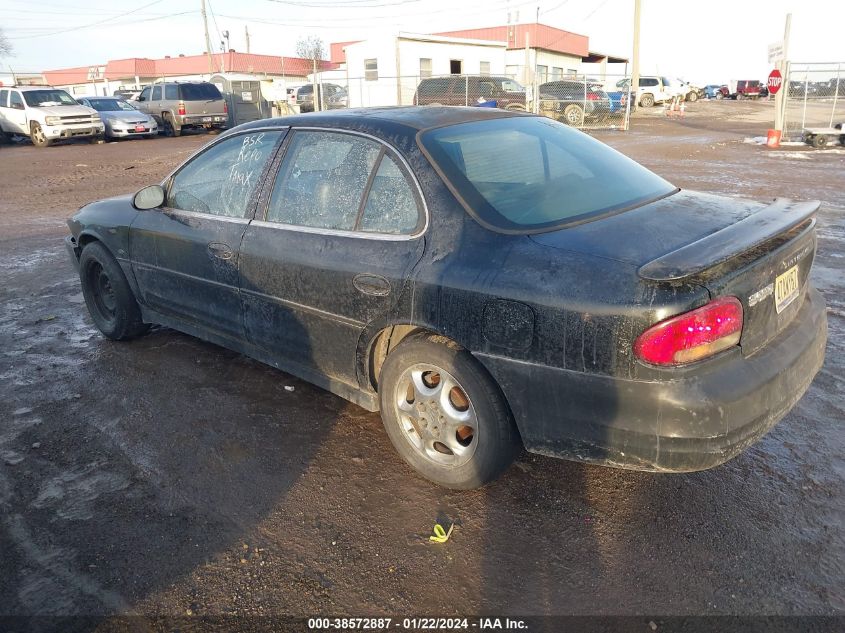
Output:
[
  {"xmin": 476, "ymin": 287, "xmax": 827, "ymax": 472},
  {"xmin": 176, "ymin": 115, "xmax": 227, "ymax": 127}
]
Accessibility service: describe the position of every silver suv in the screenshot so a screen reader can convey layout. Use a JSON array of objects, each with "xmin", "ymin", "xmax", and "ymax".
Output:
[
  {"xmin": 134, "ymin": 82, "xmax": 227, "ymax": 136},
  {"xmin": 0, "ymin": 86, "xmax": 104, "ymax": 147}
]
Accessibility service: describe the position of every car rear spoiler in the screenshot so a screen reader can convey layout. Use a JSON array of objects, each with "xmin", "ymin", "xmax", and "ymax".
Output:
[{"xmin": 638, "ymin": 198, "xmax": 820, "ymax": 282}]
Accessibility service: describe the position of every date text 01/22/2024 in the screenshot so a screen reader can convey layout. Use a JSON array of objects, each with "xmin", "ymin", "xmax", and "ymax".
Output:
[{"xmin": 307, "ymin": 617, "xmax": 529, "ymax": 630}]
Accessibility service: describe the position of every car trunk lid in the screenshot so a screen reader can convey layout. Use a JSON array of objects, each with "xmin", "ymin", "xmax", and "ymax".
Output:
[{"xmin": 530, "ymin": 190, "xmax": 820, "ymax": 357}]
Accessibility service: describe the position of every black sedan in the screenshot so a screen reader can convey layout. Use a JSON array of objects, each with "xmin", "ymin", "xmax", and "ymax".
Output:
[{"xmin": 66, "ymin": 107, "xmax": 827, "ymax": 488}]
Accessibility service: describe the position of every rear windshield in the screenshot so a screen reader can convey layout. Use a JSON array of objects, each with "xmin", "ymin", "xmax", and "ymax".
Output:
[
  {"xmin": 179, "ymin": 83, "xmax": 222, "ymax": 100},
  {"xmin": 420, "ymin": 116, "xmax": 675, "ymax": 232}
]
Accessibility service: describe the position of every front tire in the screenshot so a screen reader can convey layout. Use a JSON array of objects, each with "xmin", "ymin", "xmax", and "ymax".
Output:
[
  {"xmin": 79, "ymin": 242, "xmax": 149, "ymax": 341},
  {"xmin": 687, "ymin": 91, "xmax": 698, "ymax": 102},
  {"xmin": 30, "ymin": 123, "xmax": 53, "ymax": 148},
  {"xmin": 639, "ymin": 93, "xmax": 655, "ymax": 108},
  {"xmin": 378, "ymin": 333, "xmax": 520, "ymax": 488}
]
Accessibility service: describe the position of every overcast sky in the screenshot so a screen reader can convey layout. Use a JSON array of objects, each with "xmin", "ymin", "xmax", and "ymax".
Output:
[{"xmin": 1, "ymin": 0, "xmax": 842, "ymax": 84}]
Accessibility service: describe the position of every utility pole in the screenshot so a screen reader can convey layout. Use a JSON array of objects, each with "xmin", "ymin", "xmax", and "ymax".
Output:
[
  {"xmin": 631, "ymin": 0, "xmax": 642, "ymax": 112},
  {"xmin": 245, "ymin": 25, "xmax": 250, "ymax": 54},
  {"xmin": 774, "ymin": 13, "xmax": 791, "ymax": 133},
  {"xmin": 201, "ymin": 0, "xmax": 214, "ymax": 75}
]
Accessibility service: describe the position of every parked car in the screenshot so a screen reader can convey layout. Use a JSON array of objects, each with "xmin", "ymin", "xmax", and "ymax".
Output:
[
  {"xmin": 326, "ymin": 88, "xmax": 348, "ymax": 110},
  {"xmin": 538, "ymin": 79, "xmax": 611, "ymax": 125},
  {"xmin": 703, "ymin": 84, "xmax": 725, "ymax": 99},
  {"xmin": 296, "ymin": 83, "xmax": 345, "ymax": 113},
  {"xmin": 134, "ymin": 81, "xmax": 227, "ymax": 136},
  {"xmin": 77, "ymin": 97, "xmax": 158, "ymax": 140},
  {"xmin": 728, "ymin": 80, "xmax": 761, "ymax": 100},
  {"xmin": 614, "ymin": 76, "xmax": 673, "ymax": 107},
  {"xmin": 415, "ymin": 76, "xmax": 527, "ymax": 110},
  {"xmin": 65, "ymin": 107, "xmax": 827, "ymax": 489},
  {"xmin": 0, "ymin": 86, "xmax": 104, "ymax": 147},
  {"xmin": 675, "ymin": 78, "xmax": 703, "ymax": 102},
  {"xmin": 113, "ymin": 89, "xmax": 140, "ymax": 101}
]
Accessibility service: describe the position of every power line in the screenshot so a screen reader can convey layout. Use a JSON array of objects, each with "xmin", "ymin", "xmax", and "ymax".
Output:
[{"xmin": 7, "ymin": 0, "xmax": 168, "ymax": 39}]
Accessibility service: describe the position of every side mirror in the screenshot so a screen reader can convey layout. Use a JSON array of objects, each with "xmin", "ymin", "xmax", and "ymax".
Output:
[{"xmin": 133, "ymin": 184, "xmax": 165, "ymax": 210}]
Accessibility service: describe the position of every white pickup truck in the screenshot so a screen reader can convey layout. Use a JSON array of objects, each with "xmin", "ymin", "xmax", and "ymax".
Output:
[{"xmin": 0, "ymin": 86, "xmax": 104, "ymax": 147}]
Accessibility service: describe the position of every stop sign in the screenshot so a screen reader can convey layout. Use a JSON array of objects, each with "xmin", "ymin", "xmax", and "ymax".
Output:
[{"xmin": 768, "ymin": 69, "xmax": 783, "ymax": 94}]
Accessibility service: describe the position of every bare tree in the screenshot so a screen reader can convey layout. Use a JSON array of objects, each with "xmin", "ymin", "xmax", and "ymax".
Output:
[
  {"xmin": 296, "ymin": 35, "xmax": 325, "ymax": 111},
  {"xmin": 0, "ymin": 28, "xmax": 13, "ymax": 59},
  {"xmin": 295, "ymin": 35, "xmax": 325, "ymax": 67}
]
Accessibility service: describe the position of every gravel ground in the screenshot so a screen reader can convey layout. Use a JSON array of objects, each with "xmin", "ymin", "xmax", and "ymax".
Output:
[{"xmin": 0, "ymin": 101, "xmax": 842, "ymax": 623}]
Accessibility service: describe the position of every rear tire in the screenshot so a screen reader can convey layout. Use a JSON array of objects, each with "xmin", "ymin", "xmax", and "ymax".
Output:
[
  {"xmin": 562, "ymin": 103, "xmax": 585, "ymax": 126},
  {"xmin": 79, "ymin": 241, "xmax": 149, "ymax": 341},
  {"xmin": 812, "ymin": 135, "xmax": 828, "ymax": 149},
  {"xmin": 162, "ymin": 115, "xmax": 181, "ymax": 137},
  {"xmin": 736, "ymin": 93, "xmax": 744, "ymax": 101},
  {"xmin": 639, "ymin": 93, "xmax": 655, "ymax": 107},
  {"xmin": 378, "ymin": 333, "xmax": 521, "ymax": 489},
  {"xmin": 715, "ymin": 92, "xmax": 724, "ymax": 100},
  {"xmin": 687, "ymin": 91, "xmax": 698, "ymax": 102}
]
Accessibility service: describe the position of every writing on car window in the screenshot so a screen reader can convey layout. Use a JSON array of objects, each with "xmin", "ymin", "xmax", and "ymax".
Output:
[{"xmin": 167, "ymin": 131, "xmax": 282, "ymax": 218}]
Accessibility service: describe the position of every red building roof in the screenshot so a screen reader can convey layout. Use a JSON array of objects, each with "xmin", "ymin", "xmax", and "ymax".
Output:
[
  {"xmin": 330, "ymin": 41, "xmax": 362, "ymax": 64},
  {"xmin": 43, "ymin": 52, "xmax": 334, "ymax": 85},
  {"xmin": 436, "ymin": 24, "xmax": 589, "ymax": 57}
]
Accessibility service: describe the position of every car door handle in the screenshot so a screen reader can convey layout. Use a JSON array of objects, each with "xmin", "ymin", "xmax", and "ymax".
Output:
[
  {"xmin": 353, "ymin": 273, "xmax": 391, "ymax": 297},
  {"xmin": 207, "ymin": 242, "xmax": 234, "ymax": 260}
]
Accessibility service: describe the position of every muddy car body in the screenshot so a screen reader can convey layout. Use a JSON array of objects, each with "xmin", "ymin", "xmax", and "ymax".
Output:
[{"xmin": 65, "ymin": 107, "xmax": 827, "ymax": 488}]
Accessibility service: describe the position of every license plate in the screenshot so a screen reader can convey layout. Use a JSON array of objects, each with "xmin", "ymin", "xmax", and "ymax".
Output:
[
  {"xmin": 202, "ymin": 117, "xmax": 212, "ymax": 122},
  {"xmin": 134, "ymin": 125, "xmax": 145, "ymax": 132},
  {"xmin": 774, "ymin": 265, "xmax": 800, "ymax": 313}
]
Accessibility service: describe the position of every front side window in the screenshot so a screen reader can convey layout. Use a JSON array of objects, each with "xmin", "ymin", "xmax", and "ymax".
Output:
[
  {"xmin": 167, "ymin": 131, "xmax": 283, "ymax": 218},
  {"xmin": 365, "ymin": 59, "xmax": 378, "ymax": 81},
  {"xmin": 0, "ymin": 90, "xmax": 8, "ymax": 107},
  {"xmin": 21, "ymin": 89, "xmax": 76, "ymax": 107},
  {"xmin": 500, "ymin": 79, "xmax": 525, "ymax": 93},
  {"xmin": 420, "ymin": 116, "xmax": 675, "ymax": 232},
  {"xmin": 267, "ymin": 131, "xmax": 420, "ymax": 235},
  {"xmin": 138, "ymin": 87, "xmax": 151, "ymax": 102},
  {"xmin": 9, "ymin": 92, "xmax": 25, "ymax": 110}
]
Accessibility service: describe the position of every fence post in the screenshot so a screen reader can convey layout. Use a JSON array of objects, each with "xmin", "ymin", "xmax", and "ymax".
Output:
[
  {"xmin": 465, "ymin": 74, "xmax": 468, "ymax": 106},
  {"xmin": 801, "ymin": 70, "xmax": 809, "ymax": 130},
  {"xmin": 831, "ymin": 63, "xmax": 841, "ymax": 128}
]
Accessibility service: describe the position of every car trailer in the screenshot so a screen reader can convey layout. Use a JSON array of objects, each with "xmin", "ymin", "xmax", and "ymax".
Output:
[{"xmin": 803, "ymin": 123, "xmax": 845, "ymax": 148}]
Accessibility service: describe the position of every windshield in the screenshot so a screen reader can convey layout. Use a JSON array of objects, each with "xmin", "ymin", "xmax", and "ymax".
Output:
[
  {"xmin": 179, "ymin": 83, "xmax": 222, "ymax": 100},
  {"xmin": 420, "ymin": 116, "xmax": 676, "ymax": 232},
  {"xmin": 22, "ymin": 90, "xmax": 78, "ymax": 107},
  {"xmin": 87, "ymin": 98, "xmax": 137, "ymax": 112}
]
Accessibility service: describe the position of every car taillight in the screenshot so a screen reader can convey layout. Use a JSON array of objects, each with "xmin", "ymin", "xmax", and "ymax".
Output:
[
  {"xmin": 178, "ymin": 102, "xmax": 186, "ymax": 115},
  {"xmin": 223, "ymin": 100, "xmax": 228, "ymax": 114},
  {"xmin": 587, "ymin": 93, "xmax": 600, "ymax": 100},
  {"xmin": 633, "ymin": 297, "xmax": 743, "ymax": 366}
]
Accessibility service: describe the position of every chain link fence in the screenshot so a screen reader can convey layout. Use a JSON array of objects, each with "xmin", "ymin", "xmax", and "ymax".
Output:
[
  {"xmin": 310, "ymin": 72, "xmax": 631, "ymax": 131},
  {"xmin": 783, "ymin": 62, "xmax": 845, "ymax": 137}
]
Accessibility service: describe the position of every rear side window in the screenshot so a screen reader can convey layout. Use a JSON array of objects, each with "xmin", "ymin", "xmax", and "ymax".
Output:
[
  {"xmin": 641, "ymin": 78, "xmax": 658, "ymax": 87},
  {"xmin": 179, "ymin": 83, "xmax": 222, "ymax": 101},
  {"xmin": 420, "ymin": 116, "xmax": 675, "ymax": 232},
  {"xmin": 151, "ymin": 86, "xmax": 162, "ymax": 100},
  {"xmin": 167, "ymin": 131, "xmax": 283, "ymax": 218},
  {"xmin": 0, "ymin": 90, "xmax": 7, "ymax": 107},
  {"xmin": 266, "ymin": 131, "xmax": 421, "ymax": 235},
  {"xmin": 165, "ymin": 84, "xmax": 178, "ymax": 100}
]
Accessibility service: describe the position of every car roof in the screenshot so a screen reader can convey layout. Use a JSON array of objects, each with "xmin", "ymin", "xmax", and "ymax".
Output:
[
  {"xmin": 236, "ymin": 106, "xmax": 530, "ymax": 134},
  {"xmin": 13, "ymin": 85, "xmax": 66, "ymax": 91}
]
